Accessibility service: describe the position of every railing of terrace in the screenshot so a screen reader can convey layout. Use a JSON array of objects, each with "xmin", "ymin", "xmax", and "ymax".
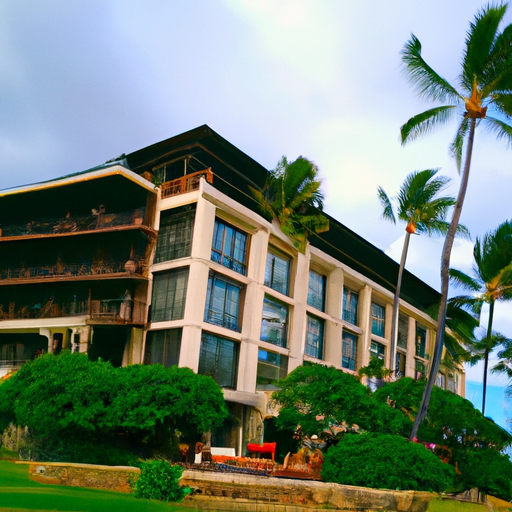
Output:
[{"xmin": 160, "ymin": 169, "xmax": 213, "ymax": 199}]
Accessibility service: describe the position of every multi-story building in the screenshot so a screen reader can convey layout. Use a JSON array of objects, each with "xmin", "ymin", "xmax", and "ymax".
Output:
[{"xmin": 0, "ymin": 125, "xmax": 464, "ymax": 453}]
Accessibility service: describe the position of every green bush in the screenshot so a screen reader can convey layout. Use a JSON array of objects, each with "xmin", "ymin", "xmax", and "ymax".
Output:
[
  {"xmin": 132, "ymin": 460, "xmax": 190, "ymax": 502},
  {"xmin": 322, "ymin": 433, "xmax": 455, "ymax": 492}
]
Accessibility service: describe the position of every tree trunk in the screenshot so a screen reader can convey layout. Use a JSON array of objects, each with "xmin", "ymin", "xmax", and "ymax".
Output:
[
  {"xmin": 410, "ymin": 117, "xmax": 477, "ymax": 440},
  {"xmin": 389, "ymin": 231, "xmax": 411, "ymax": 377},
  {"xmin": 482, "ymin": 299, "xmax": 495, "ymax": 416}
]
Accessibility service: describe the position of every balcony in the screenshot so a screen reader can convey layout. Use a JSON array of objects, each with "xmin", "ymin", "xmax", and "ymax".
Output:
[
  {"xmin": 0, "ymin": 259, "xmax": 148, "ymax": 284},
  {"xmin": 0, "ymin": 298, "xmax": 146, "ymax": 325},
  {"xmin": 0, "ymin": 207, "xmax": 152, "ymax": 240},
  {"xmin": 160, "ymin": 168, "xmax": 213, "ymax": 199}
]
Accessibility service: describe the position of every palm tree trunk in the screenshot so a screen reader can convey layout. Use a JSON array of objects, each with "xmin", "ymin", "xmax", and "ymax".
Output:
[
  {"xmin": 482, "ymin": 299, "xmax": 495, "ymax": 416},
  {"xmin": 410, "ymin": 117, "xmax": 477, "ymax": 440},
  {"xmin": 390, "ymin": 231, "xmax": 411, "ymax": 377}
]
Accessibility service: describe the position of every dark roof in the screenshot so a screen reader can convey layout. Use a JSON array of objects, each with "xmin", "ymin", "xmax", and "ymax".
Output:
[{"xmin": 124, "ymin": 125, "xmax": 441, "ymax": 311}]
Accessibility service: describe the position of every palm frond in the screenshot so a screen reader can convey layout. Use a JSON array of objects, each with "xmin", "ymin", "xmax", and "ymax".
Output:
[
  {"xmin": 490, "ymin": 93, "xmax": 512, "ymax": 116},
  {"xmin": 377, "ymin": 186, "xmax": 396, "ymax": 224},
  {"xmin": 462, "ymin": 3, "xmax": 508, "ymax": 90},
  {"xmin": 449, "ymin": 116, "xmax": 470, "ymax": 172},
  {"xmin": 400, "ymin": 106, "xmax": 457, "ymax": 145},
  {"xmin": 401, "ymin": 34, "xmax": 461, "ymax": 102},
  {"xmin": 448, "ymin": 268, "xmax": 481, "ymax": 291},
  {"xmin": 483, "ymin": 116, "xmax": 512, "ymax": 146}
]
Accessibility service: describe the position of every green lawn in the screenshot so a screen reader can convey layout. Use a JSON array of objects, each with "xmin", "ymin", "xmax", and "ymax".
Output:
[{"xmin": 0, "ymin": 460, "xmax": 192, "ymax": 512}]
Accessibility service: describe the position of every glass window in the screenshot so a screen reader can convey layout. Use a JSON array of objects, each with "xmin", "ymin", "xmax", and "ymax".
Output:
[
  {"xmin": 342, "ymin": 288, "xmax": 358, "ymax": 325},
  {"xmin": 395, "ymin": 351, "xmax": 406, "ymax": 377},
  {"xmin": 144, "ymin": 329, "xmax": 181, "ymax": 367},
  {"xmin": 307, "ymin": 270, "xmax": 325, "ymax": 311},
  {"xmin": 371, "ymin": 303, "xmax": 385, "ymax": 337},
  {"xmin": 260, "ymin": 296, "xmax": 288, "ymax": 348},
  {"xmin": 204, "ymin": 273, "xmax": 242, "ymax": 332},
  {"xmin": 256, "ymin": 349, "xmax": 288, "ymax": 390},
  {"xmin": 151, "ymin": 267, "xmax": 189, "ymax": 322},
  {"xmin": 211, "ymin": 219, "xmax": 248, "ymax": 275},
  {"xmin": 447, "ymin": 373, "xmax": 458, "ymax": 393},
  {"xmin": 265, "ymin": 249, "xmax": 290, "ymax": 295},
  {"xmin": 397, "ymin": 313, "xmax": 409, "ymax": 349},
  {"xmin": 305, "ymin": 314, "xmax": 324, "ymax": 359},
  {"xmin": 416, "ymin": 324, "xmax": 427, "ymax": 358},
  {"xmin": 342, "ymin": 330, "xmax": 358, "ymax": 371},
  {"xmin": 370, "ymin": 341, "xmax": 385, "ymax": 360},
  {"xmin": 436, "ymin": 372, "xmax": 446, "ymax": 389},
  {"xmin": 155, "ymin": 206, "xmax": 195, "ymax": 263},
  {"xmin": 198, "ymin": 332, "xmax": 239, "ymax": 389},
  {"xmin": 415, "ymin": 360, "xmax": 427, "ymax": 380}
]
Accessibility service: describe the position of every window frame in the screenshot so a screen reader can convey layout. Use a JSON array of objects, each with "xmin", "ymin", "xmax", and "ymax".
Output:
[
  {"xmin": 305, "ymin": 314, "xmax": 324, "ymax": 360},
  {"xmin": 144, "ymin": 328, "xmax": 182, "ymax": 367},
  {"xmin": 371, "ymin": 302, "xmax": 385, "ymax": 337},
  {"xmin": 198, "ymin": 332, "xmax": 239, "ymax": 389},
  {"xmin": 211, "ymin": 219, "xmax": 248, "ymax": 276},
  {"xmin": 204, "ymin": 272, "xmax": 243, "ymax": 332},
  {"xmin": 256, "ymin": 348, "xmax": 288, "ymax": 390},
  {"xmin": 342, "ymin": 330, "xmax": 358, "ymax": 371},
  {"xmin": 342, "ymin": 287, "xmax": 358, "ymax": 325},
  {"xmin": 370, "ymin": 340, "xmax": 385, "ymax": 361},
  {"xmin": 307, "ymin": 269, "xmax": 326, "ymax": 311},
  {"xmin": 155, "ymin": 206, "xmax": 195, "ymax": 263},
  {"xmin": 150, "ymin": 267, "xmax": 189, "ymax": 322},
  {"xmin": 264, "ymin": 248, "xmax": 291, "ymax": 296},
  {"xmin": 260, "ymin": 295, "xmax": 289, "ymax": 348}
]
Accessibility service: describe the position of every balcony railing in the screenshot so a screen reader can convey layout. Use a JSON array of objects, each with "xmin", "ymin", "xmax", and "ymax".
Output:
[
  {"xmin": 0, "ymin": 298, "xmax": 146, "ymax": 324},
  {"xmin": 0, "ymin": 207, "xmax": 146, "ymax": 239},
  {"xmin": 0, "ymin": 259, "xmax": 148, "ymax": 283},
  {"xmin": 161, "ymin": 169, "xmax": 213, "ymax": 199}
]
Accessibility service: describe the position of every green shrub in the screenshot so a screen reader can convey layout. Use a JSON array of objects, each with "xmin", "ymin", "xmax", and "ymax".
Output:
[
  {"xmin": 322, "ymin": 433, "xmax": 455, "ymax": 492},
  {"xmin": 132, "ymin": 460, "xmax": 189, "ymax": 502}
]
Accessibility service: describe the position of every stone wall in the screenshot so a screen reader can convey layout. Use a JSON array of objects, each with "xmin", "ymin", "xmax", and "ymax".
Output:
[{"xmin": 24, "ymin": 461, "xmax": 139, "ymax": 493}]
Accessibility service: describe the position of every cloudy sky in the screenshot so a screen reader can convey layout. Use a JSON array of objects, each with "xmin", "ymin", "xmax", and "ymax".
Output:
[{"xmin": 1, "ymin": 1, "xmax": 511, "ymax": 424}]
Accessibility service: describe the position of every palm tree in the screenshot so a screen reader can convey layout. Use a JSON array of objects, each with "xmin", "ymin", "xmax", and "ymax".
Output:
[
  {"xmin": 378, "ymin": 168, "xmax": 468, "ymax": 377},
  {"xmin": 449, "ymin": 220, "xmax": 512, "ymax": 415},
  {"xmin": 401, "ymin": 4, "xmax": 512, "ymax": 439},
  {"xmin": 250, "ymin": 156, "xmax": 329, "ymax": 252}
]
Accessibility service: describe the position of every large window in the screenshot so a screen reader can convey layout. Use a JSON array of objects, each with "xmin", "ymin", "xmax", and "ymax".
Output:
[
  {"xmin": 342, "ymin": 288, "xmax": 358, "ymax": 325},
  {"xmin": 265, "ymin": 249, "xmax": 290, "ymax": 295},
  {"xmin": 260, "ymin": 295, "xmax": 288, "ymax": 347},
  {"xmin": 370, "ymin": 341, "xmax": 385, "ymax": 361},
  {"xmin": 211, "ymin": 219, "xmax": 248, "ymax": 275},
  {"xmin": 155, "ymin": 207, "xmax": 195, "ymax": 263},
  {"xmin": 305, "ymin": 314, "xmax": 324, "ymax": 359},
  {"xmin": 151, "ymin": 267, "xmax": 189, "ymax": 322},
  {"xmin": 397, "ymin": 313, "xmax": 409, "ymax": 348},
  {"xmin": 342, "ymin": 330, "xmax": 358, "ymax": 371},
  {"xmin": 204, "ymin": 273, "xmax": 242, "ymax": 332},
  {"xmin": 307, "ymin": 270, "xmax": 326, "ymax": 311},
  {"xmin": 371, "ymin": 303, "xmax": 385, "ymax": 337},
  {"xmin": 256, "ymin": 349, "xmax": 288, "ymax": 390},
  {"xmin": 198, "ymin": 332, "xmax": 239, "ymax": 389},
  {"xmin": 416, "ymin": 324, "xmax": 427, "ymax": 358},
  {"xmin": 144, "ymin": 329, "xmax": 181, "ymax": 367},
  {"xmin": 395, "ymin": 351, "xmax": 406, "ymax": 377}
]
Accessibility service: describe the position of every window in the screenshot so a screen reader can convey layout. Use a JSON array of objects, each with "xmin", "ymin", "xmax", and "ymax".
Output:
[
  {"xmin": 371, "ymin": 303, "xmax": 385, "ymax": 337},
  {"xmin": 416, "ymin": 324, "xmax": 427, "ymax": 358},
  {"xmin": 342, "ymin": 288, "xmax": 358, "ymax": 325},
  {"xmin": 198, "ymin": 332, "xmax": 239, "ymax": 389},
  {"xmin": 211, "ymin": 219, "xmax": 248, "ymax": 275},
  {"xmin": 447, "ymin": 373, "xmax": 458, "ymax": 393},
  {"xmin": 305, "ymin": 314, "xmax": 324, "ymax": 359},
  {"xmin": 260, "ymin": 296, "xmax": 288, "ymax": 347},
  {"xmin": 150, "ymin": 267, "xmax": 189, "ymax": 322},
  {"xmin": 415, "ymin": 360, "xmax": 427, "ymax": 380},
  {"xmin": 307, "ymin": 270, "xmax": 325, "ymax": 311},
  {"xmin": 370, "ymin": 341, "xmax": 385, "ymax": 360},
  {"xmin": 144, "ymin": 329, "xmax": 181, "ymax": 367},
  {"xmin": 436, "ymin": 372, "xmax": 446, "ymax": 389},
  {"xmin": 265, "ymin": 249, "xmax": 290, "ymax": 295},
  {"xmin": 395, "ymin": 351, "xmax": 406, "ymax": 377},
  {"xmin": 155, "ymin": 206, "xmax": 195, "ymax": 263},
  {"xmin": 342, "ymin": 330, "xmax": 358, "ymax": 371},
  {"xmin": 204, "ymin": 273, "xmax": 242, "ymax": 332},
  {"xmin": 256, "ymin": 349, "xmax": 288, "ymax": 390},
  {"xmin": 397, "ymin": 313, "xmax": 409, "ymax": 348}
]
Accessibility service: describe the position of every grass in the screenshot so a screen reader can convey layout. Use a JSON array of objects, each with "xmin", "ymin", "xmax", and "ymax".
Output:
[{"xmin": 0, "ymin": 460, "xmax": 193, "ymax": 512}]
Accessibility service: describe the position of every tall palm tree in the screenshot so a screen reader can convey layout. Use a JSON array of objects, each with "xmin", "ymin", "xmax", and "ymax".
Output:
[
  {"xmin": 378, "ymin": 169, "xmax": 468, "ymax": 376},
  {"xmin": 250, "ymin": 156, "xmax": 329, "ymax": 252},
  {"xmin": 449, "ymin": 220, "xmax": 512, "ymax": 415},
  {"xmin": 401, "ymin": 4, "xmax": 512, "ymax": 439}
]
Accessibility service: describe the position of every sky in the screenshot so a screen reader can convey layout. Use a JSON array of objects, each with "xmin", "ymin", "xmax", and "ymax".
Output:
[{"xmin": 1, "ymin": 1, "xmax": 511, "ymax": 427}]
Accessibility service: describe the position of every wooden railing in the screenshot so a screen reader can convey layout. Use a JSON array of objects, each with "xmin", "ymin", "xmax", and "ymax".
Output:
[
  {"xmin": 0, "ymin": 298, "xmax": 146, "ymax": 324},
  {"xmin": 161, "ymin": 169, "xmax": 213, "ymax": 199},
  {"xmin": 0, "ymin": 207, "xmax": 146, "ymax": 239}
]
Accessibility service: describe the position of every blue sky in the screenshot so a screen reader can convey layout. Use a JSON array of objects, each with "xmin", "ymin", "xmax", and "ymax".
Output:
[{"xmin": 1, "ymin": 0, "xmax": 511, "ymax": 427}]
